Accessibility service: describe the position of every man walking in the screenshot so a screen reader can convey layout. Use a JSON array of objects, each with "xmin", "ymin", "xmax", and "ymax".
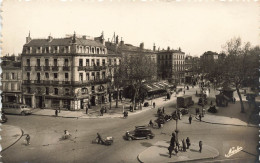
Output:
[
  {"xmin": 100, "ymin": 108, "xmax": 104, "ymax": 116},
  {"xmin": 199, "ymin": 114, "xmax": 202, "ymax": 122},
  {"xmin": 170, "ymin": 133, "xmax": 176, "ymax": 146},
  {"xmin": 182, "ymin": 139, "xmax": 187, "ymax": 152},
  {"xmin": 86, "ymin": 105, "xmax": 88, "ymax": 114},
  {"xmin": 55, "ymin": 109, "xmax": 58, "ymax": 117},
  {"xmin": 189, "ymin": 115, "xmax": 192, "ymax": 124},
  {"xmin": 199, "ymin": 141, "xmax": 203, "ymax": 153},
  {"xmin": 26, "ymin": 134, "xmax": 30, "ymax": 145},
  {"xmin": 153, "ymin": 102, "xmax": 156, "ymax": 109},
  {"xmin": 186, "ymin": 137, "xmax": 191, "ymax": 149},
  {"xmin": 162, "ymin": 107, "xmax": 165, "ymax": 114},
  {"xmin": 168, "ymin": 145, "xmax": 174, "ymax": 158},
  {"xmin": 59, "ymin": 106, "xmax": 61, "ymax": 113}
]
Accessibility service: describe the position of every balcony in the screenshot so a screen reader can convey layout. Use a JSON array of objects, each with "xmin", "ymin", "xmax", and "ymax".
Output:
[
  {"xmin": 34, "ymin": 80, "xmax": 43, "ymax": 84},
  {"xmin": 23, "ymin": 80, "xmax": 31, "ymax": 84},
  {"xmin": 24, "ymin": 66, "xmax": 31, "ymax": 71},
  {"xmin": 53, "ymin": 80, "xmax": 60, "ymax": 84},
  {"xmin": 35, "ymin": 66, "xmax": 42, "ymax": 71},
  {"xmin": 63, "ymin": 66, "xmax": 70, "ymax": 71},
  {"xmin": 79, "ymin": 66, "xmax": 107, "ymax": 71},
  {"xmin": 62, "ymin": 81, "xmax": 71, "ymax": 85},
  {"xmin": 52, "ymin": 66, "xmax": 59, "ymax": 71},
  {"xmin": 43, "ymin": 80, "xmax": 51, "ymax": 84},
  {"xmin": 44, "ymin": 66, "xmax": 50, "ymax": 71},
  {"xmin": 78, "ymin": 66, "xmax": 84, "ymax": 71}
]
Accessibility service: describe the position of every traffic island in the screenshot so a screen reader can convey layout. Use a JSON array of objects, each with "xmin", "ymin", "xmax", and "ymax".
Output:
[
  {"xmin": 0, "ymin": 125, "xmax": 23, "ymax": 152},
  {"xmin": 138, "ymin": 141, "xmax": 219, "ymax": 163}
]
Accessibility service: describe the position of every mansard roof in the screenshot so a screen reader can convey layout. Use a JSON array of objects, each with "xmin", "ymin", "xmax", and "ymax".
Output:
[{"xmin": 25, "ymin": 37, "xmax": 105, "ymax": 48}]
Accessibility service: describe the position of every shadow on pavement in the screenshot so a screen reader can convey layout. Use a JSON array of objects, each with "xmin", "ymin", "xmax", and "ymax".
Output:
[
  {"xmin": 159, "ymin": 153, "xmax": 169, "ymax": 157},
  {"xmin": 140, "ymin": 142, "xmax": 153, "ymax": 147}
]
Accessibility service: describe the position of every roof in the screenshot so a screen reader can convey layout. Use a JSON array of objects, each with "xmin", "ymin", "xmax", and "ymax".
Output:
[
  {"xmin": 25, "ymin": 37, "xmax": 105, "ymax": 48},
  {"xmin": 157, "ymin": 50, "xmax": 185, "ymax": 54}
]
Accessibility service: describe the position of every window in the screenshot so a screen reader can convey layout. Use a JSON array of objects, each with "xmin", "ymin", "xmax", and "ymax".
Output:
[
  {"xmin": 79, "ymin": 59, "xmax": 83, "ymax": 67},
  {"xmin": 91, "ymin": 59, "xmax": 95, "ymax": 66},
  {"xmin": 37, "ymin": 59, "xmax": 40, "ymax": 66},
  {"xmin": 96, "ymin": 72, "xmax": 100, "ymax": 80},
  {"xmin": 27, "ymin": 59, "xmax": 30, "ymax": 66},
  {"xmin": 45, "ymin": 59, "xmax": 49, "ymax": 66},
  {"xmin": 81, "ymin": 88, "xmax": 88, "ymax": 94},
  {"xmin": 65, "ymin": 88, "xmax": 70, "ymax": 95},
  {"xmin": 6, "ymin": 73, "xmax": 9, "ymax": 80},
  {"xmin": 27, "ymin": 72, "xmax": 30, "ymax": 80},
  {"xmin": 54, "ymin": 88, "xmax": 58, "ymax": 95},
  {"xmin": 37, "ymin": 73, "xmax": 41, "ymax": 81},
  {"xmin": 114, "ymin": 59, "xmax": 117, "ymax": 65},
  {"xmin": 86, "ymin": 73, "xmax": 89, "ymax": 80},
  {"xmin": 96, "ymin": 59, "xmax": 100, "ymax": 66},
  {"xmin": 97, "ymin": 48, "xmax": 100, "ymax": 54},
  {"xmin": 27, "ymin": 87, "xmax": 31, "ymax": 93},
  {"xmin": 54, "ymin": 73, "xmax": 58, "ymax": 79},
  {"xmin": 109, "ymin": 59, "xmax": 112, "ymax": 65},
  {"xmin": 91, "ymin": 86, "xmax": 95, "ymax": 92},
  {"xmin": 54, "ymin": 59, "xmax": 58, "ymax": 66},
  {"xmin": 79, "ymin": 73, "xmax": 83, "ymax": 81},
  {"xmin": 86, "ymin": 59, "xmax": 89, "ymax": 66},
  {"xmin": 45, "ymin": 73, "xmax": 49, "ymax": 79},
  {"xmin": 92, "ymin": 72, "xmax": 95, "ymax": 80},
  {"xmin": 46, "ymin": 87, "xmax": 49, "ymax": 95},
  {"xmin": 11, "ymin": 83, "xmax": 15, "ymax": 91},
  {"xmin": 64, "ymin": 59, "xmax": 69, "ymax": 67},
  {"xmin": 102, "ymin": 59, "xmax": 105, "ymax": 66},
  {"xmin": 102, "ymin": 72, "xmax": 105, "ymax": 79},
  {"xmin": 11, "ymin": 73, "xmax": 15, "ymax": 80},
  {"xmin": 92, "ymin": 47, "xmax": 95, "ymax": 54},
  {"xmin": 65, "ymin": 73, "xmax": 69, "ymax": 79}
]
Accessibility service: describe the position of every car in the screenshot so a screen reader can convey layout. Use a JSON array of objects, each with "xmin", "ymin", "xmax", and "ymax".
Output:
[
  {"xmin": 180, "ymin": 108, "xmax": 189, "ymax": 115},
  {"xmin": 208, "ymin": 105, "xmax": 218, "ymax": 113},
  {"xmin": 2, "ymin": 103, "xmax": 33, "ymax": 115},
  {"xmin": 125, "ymin": 126, "xmax": 155, "ymax": 140}
]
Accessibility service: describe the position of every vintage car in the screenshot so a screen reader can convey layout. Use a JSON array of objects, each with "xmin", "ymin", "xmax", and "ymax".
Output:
[
  {"xmin": 180, "ymin": 108, "xmax": 189, "ymax": 115},
  {"xmin": 2, "ymin": 103, "xmax": 33, "ymax": 116},
  {"xmin": 125, "ymin": 126, "xmax": 155, "ymax": 140}
]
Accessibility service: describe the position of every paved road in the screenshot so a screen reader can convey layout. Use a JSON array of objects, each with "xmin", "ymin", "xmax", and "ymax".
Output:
[{"xmin": 2, "ymin": 87, "xmax": 258, "ymax": 163}]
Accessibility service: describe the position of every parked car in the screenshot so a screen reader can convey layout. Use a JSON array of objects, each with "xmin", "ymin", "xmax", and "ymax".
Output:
[
  {"xmin": 2, "ymin": 103, "xmax": 33, "ymax": 115},
  {"xmin": 143, "ymin": 102, "xmax": 149, "ymax": 107},
  {"xmin": 208, "ymin": 105, "xmax": 218, "ymax": 113},
  {"xmin": 125, "ymin": 126, "xmax": 155, "ymax": 140},
  {"xmin": 180, "ymin": 108, "xmax": 189, "ymax": 115}
]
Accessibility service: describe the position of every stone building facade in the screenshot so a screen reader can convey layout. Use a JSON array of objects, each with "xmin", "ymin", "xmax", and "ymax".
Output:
[
  {"xmin": 157, "ymin": 47, "xmax": 185, "ymax": 84},
  {"xmin": 21, "ymin": 33, "xmax": 109, "ymax": 110},
  {"xmin": 1, "ymin": 60, "xmax": 22, "ymax": 104}
]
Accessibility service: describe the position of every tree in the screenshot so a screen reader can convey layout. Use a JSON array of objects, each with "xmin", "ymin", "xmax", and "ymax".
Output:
[
  {"xmin": 119, "ymin": 53, "xmax": 157, "ymax": 109},
  {"xmin": 222, "ymin": 37, "xmax": 258, "ymax": 113}
]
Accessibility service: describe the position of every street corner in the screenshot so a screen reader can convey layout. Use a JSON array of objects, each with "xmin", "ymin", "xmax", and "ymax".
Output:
[
  {"xmin": 0, "ymin": 124, "xmax": 23, "ymax": 151},
  {"xmin": 137, "ymin": 141, "xmax": 219, "ymax": 163}
]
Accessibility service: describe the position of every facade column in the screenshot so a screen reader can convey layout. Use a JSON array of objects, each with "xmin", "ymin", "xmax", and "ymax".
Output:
[{"xmin": 32, "ymin": 94, "xmax": 36, "ymax": 108}]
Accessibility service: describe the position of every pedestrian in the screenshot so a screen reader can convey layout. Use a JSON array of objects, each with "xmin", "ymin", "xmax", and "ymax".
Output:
[
  {"xmin": 175, "ymin": 145, "xmax": 179, "ymax": 156},
  {"xmin": 176, "ymin": 140, "xmax": 180, "ymax": 151},
  {"xmin": 55, "ymin": 109, "xmax": 58, "ymax": 117},
  {"xmin": 183, "ymin": 90, "xmax": 185, "ymax": 95},
  {"xmin": 199, "ymin": 141, "xmax": 203, "ymax": 153},
  {"xmin": 86, "ymin": 105, "xmax": 88, "ymax": 114},
  {"xmin": 182, "ymin": 139, "xmax": 187, "ymax": 152},
  {"xmin": 59, "ymin": 106, "xmax": 61, "ymax": 113},
  {"xmin": 196, "ymin": 108, "xmax": 199, "ymax": 116},
  {"xmin": 168, "ymin": 145, "xmax": 174, "ymax": 158},
  {"xmin": 199, "ymin": 114, "xmax": 202, "ymax": 122},
  {"xmin": 88, "ymin": 102, "xmax": 91, "ymax": 109},
  {"xmin": 25, "ymin": 134, "xmax": 30, "ymax": 145},
  {"xmin": 162, "ymin": 107, "xmax": 165, "ymax": 114},
  {"xmin": 149, "ymin": 120, "xmax": 154, "ymax": 127},
  {"xmin": 186, "ymin": 137, "xmax": 191, "ymax": 149},
  {"xmin": 208, "ymin": 88, "xmax": 210, "ymax": 94},
  {"xmin": 189, "ymin": 115, "xmax": 192, "ymax": 124},
  {"xmin": 153, "ymin": 102, "xmax": 155, "ymax": 109},
  {"xmin": 157, "ymin": 121, "xmax": 161, "ymax": 129},
  {"xmin": 96, "ymin": 133, "xmax": 103, "ymax": 144},
  {"xmin": 170, "ymin": 133, "xmax": 176, "ymax": 146},
  {"xmin": 100, "ymin": 108, "xmax": 104, "ymax": 116}
]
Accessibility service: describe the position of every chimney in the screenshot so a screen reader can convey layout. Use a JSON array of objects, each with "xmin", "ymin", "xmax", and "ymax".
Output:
[
  {"xmin": 26, "ymin": 31, "xmax": 31, "ymax": 44},
  {"xmin": 120, "ymin": 37, "xmax": 124, "ymax": 45},
  {"xmin": 140, "ymin": 42, "xmax": 144, "ymax": 50},
  {"xmin": 116, "ymin": 35, "xmax": 119, "ymax": 44},
  {"xmin": 167, "ymin": 46, "xmax": 170, "ymax": 51},
  {"xmin": 153, "ymin": 43, "xmax": 156, "ymax": 52},
  {"xmin": 48, "ymin": 35, "xmax": 53, "ymax": 42}
]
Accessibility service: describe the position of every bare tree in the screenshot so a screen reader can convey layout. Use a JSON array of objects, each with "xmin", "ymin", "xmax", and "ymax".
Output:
[{"xmin": 222, "ymin": 37, "xmax": 258, "ymax": 113}]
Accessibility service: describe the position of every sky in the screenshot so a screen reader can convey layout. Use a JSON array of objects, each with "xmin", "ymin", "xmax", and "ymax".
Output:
[{"xmin": 1, "ymin": 0, "xmax": 259, "ymax": 56}]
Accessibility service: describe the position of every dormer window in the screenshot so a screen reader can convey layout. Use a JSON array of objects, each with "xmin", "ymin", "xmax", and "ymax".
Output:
[
  {"xmin": 92, "ymin": 47, "xmax": 95, "ymax": 54},
  {"xmin": 97, "ymin": 48, "xmax": 100, "ymax": 54}
]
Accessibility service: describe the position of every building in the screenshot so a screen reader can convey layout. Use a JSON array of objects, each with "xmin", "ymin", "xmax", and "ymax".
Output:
[
  {"xmin": 157, "ymin": 47, "xmax": 185, "ymax": 84},
  {"xmin": 1, "ymin": 58, "xmax": 22, "ymax": 104},
  {"xmin": 21, "ymin": 32, "xmax": 109, "ymax": 110},
  {"xmin": 184, "ymin": 55, "xmax": 200, "ymax": 84}
]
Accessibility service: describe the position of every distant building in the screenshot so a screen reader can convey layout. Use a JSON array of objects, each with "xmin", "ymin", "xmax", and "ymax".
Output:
[
  {"xmin": 184, "ymin": 55, "xmax": 200, "ymax": 84},
  {"xmin": 157, "ymin": 47, "xmax": 185, "ymax": 84},
  {"xmin": 21, "ymin": 32, "xmax": 109, "ymax": 110},
  {"xmin": 1, "ymin": 60, "xmax": 22, "ymax": 104}
]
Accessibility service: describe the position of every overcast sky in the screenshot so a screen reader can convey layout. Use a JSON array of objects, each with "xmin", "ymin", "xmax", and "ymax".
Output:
[{"xmin": 1, "ymin": 0, "xmax": 259, "ymax": 56}]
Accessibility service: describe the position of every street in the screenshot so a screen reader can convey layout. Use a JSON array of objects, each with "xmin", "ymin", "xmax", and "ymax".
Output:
[{"xmin": 1, "ymin": 86, "xmax": 258, "ymax": 163}]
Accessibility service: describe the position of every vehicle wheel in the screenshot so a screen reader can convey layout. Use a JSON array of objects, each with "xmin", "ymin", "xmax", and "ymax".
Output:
[
  {"xmin": 21, "ymin": 112, "xmax": 26, "ymax": 116},
  {"xmin": 128, "ymin": 137, "xmax": 132, "ymax": 141}
]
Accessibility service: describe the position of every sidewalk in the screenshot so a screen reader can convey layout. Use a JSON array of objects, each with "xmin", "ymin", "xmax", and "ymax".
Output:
[
  {"xmin": 138, "ymin": 141, "xmax": 219, "ymax": 163},
  {"xmin": 0, "ymin": 125, "xmax": 23, "ymax": 152}
]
